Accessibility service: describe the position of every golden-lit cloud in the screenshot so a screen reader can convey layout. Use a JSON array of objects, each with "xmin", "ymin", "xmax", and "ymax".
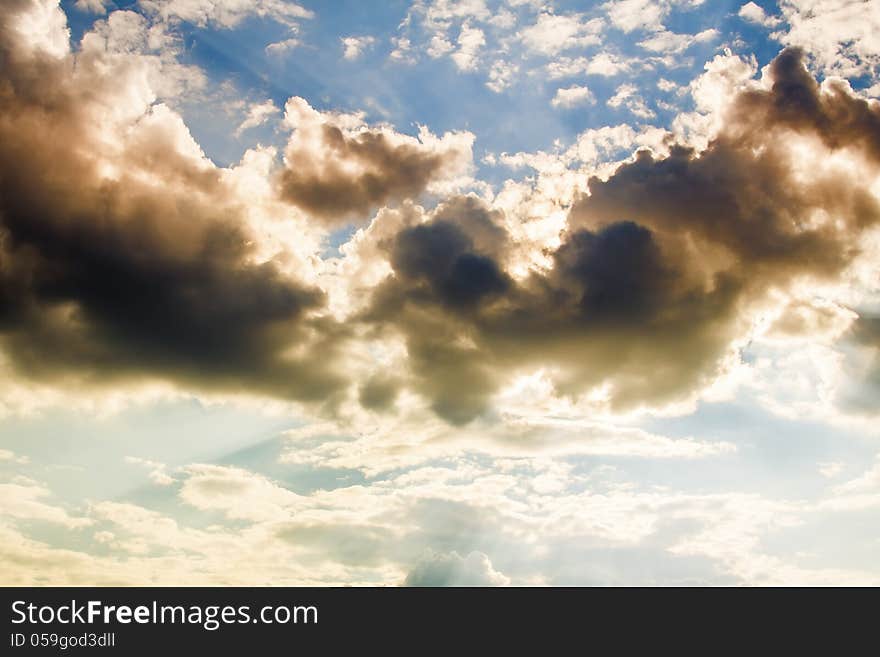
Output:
[
  {"xmin": 355, "ymin": 49, "xmax": 880, "ymax": 422},
  {"xmin": 1, "ymin": 1, "xmax": 879, "ymax": 431},
  {"xmin": 278, "ymin": 97, "xmax": 474, "ymax": 225},
  {"xmin": 0, "ymin": 0, "xmax": 346, "ymax": 405}
]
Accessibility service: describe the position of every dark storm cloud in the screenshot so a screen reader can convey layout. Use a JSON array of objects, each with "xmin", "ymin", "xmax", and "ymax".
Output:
[
  {"xmin": 0, "ymin": 3, "xmax": 346, "ymax": 402},
  {"xmin": 553, "ymin": 221, "xmax": 672, "ymax": 321},
  {"xmin": 362, "ymin": 197, "xmax": 514, "ymax": 424},
  {"xmin": 367, "ymin": 204, "xmax": 742, "ymax": 422},
  {"xmin": 390, "ymin": 221, "xmax": 510, "ymax": 310},
  {"xmin": 363, "ymin": 48, "xmax": 880, "ymax": 423},
  {"xmin": 839, "ymin": 316, "xmax": 880, "ymax": 415},
  {"xmin": 853, "ymin": 317, "xmax": 880, "ymax": 346},
  {"xmin": 358, "ymin": 374, "xmax": 401, "ymax": 411},
  {"xmin": 368, "ymin": 195, "xmax": 512, "ymax": 315},
  {"xmin": 731, "ymin": 47, "xmax": 880, "ymax": 166}
]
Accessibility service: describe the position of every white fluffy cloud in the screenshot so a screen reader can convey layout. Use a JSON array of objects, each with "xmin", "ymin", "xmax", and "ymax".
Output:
[
  {"xmin": 74, "ymin": 0, "xmax": 112, "ymax": 14},
  {"xmin": 604, "ymin": 0, "xmax": 668, "ymax": 32},
  {"xmin": 4, "ymin": 455, "xmax": 878, "ymax": 585},
  {"xmin": 777, "ymin": 0, "xmax": 880, "ymax": 76},
  {"xmin": 519, "ymin": 12, "xmax": 604, "ymax": 55},
  {"xmin": 607, "ymin": 83, "xmax": 655, "ymax": 118},
  {"xmin": 551, "ymin": 85, "xmax": 595, "ymax": 108},
  {"xmin": 137, "ymin": 0, "xmax": 313, "ymax": 29},
  {"xmin": 235, "ymin": 99, "xmax": 280, "ymax": 136},
  {"xmin": 738, "ymin": 2, "xmax": 782, "ymax": 28},
  {"xmin": 638, "ymin": 28, "xmax": 718, "ymax": 54},
  {"xmin": 546, "ymin": 52, "xmax": 633, "ymax": 78},
  {"xmin": 486, "ymin": 59, "xmax": 519, "ymax": 92},
  {"xmin": 450, "ymin": 22, "xmax": 485, "ymax": 70},
  {"xmin": 341, "ymin": 35, "xmax": 376, "ymax": 60}
]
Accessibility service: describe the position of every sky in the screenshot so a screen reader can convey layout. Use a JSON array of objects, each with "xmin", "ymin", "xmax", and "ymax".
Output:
[{"xmin": 0, "ymin": 0, "xmax": 879, "ymax": 585}]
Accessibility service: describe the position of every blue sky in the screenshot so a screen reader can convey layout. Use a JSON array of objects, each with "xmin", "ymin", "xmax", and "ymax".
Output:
[
  {"xmin": 60, "ymin": 0, "xmax": 792, "ymax": 168},
  {"xmin": 1, "ymin": 0, "xmax": 880, "ymax": 585}
]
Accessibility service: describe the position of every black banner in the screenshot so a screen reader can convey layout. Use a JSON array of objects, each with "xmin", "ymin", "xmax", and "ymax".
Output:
[{"xmin": 0, "ymin": 587, "xmax": 873, "ymax": 653}]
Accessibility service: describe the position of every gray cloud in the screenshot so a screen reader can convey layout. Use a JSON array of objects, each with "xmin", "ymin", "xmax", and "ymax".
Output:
[
  {"xmin": 404, "ymin": 550, "xmax": 509, "ymax": 587},
  {"xmin": 0, "ymin": 2, "xmax": 346, "ymax": 403},
  {"xmin": 277, "ymin": 98, "xmax": 472, "ymax": 226},
  {"xmin": 358, "ymin": 374, "xmax": 401, "ymax": 411},
  {"xmin": 732, "ymin": 47, "xmax": 880, "ymax": 166},
  {"xmin": 363, "ymin": 48, "xmax": 880, "ymax": 422},
  {"xmin": 838, "ymin": 316, "xmax": 880, "ymax": 415},
  {"xmin": 279, "ymin": 126, "xmax": 448, "ymax": 224}
]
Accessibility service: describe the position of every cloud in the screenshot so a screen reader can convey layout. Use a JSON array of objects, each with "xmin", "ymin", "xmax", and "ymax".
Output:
[
  {"xmin": 0, "ymin": 479, "xmax": 91, "ymax": 528},
  {"xmin": 551, "ymin": 85, "xmax": 595, "ymax": 108},
  {"xmin": 137, "ymin": 0, "xmax": 313, "ymax": 29},
  {"xmin": 389, "ymin": 36, "xmax": 414, "ymax": 63},
  {"xmin": 818, "ymin": 461, "xmax": 845, "ymax": 478},
  {"xmin": 418, "ymin": 0, "xmax": 491, "ymax": 26},
  {"xmin": 74, "ymin": 0, "xmax": 112, "ymax": 14},
  {"xmin": 265, "ymin": 36, "xmax": 304, "ymax": 55},
  {"xmin": 546, "ymin": 53, "xmax": 632, "ymax": 79},
  {"xmin": 738, "ymin": 2, "xmax": 781, "ymax": 28},
  {"xmin": 3, "ymin": 2, "xmax": 880, "ymax": 434},
  {"xmin": 836, "ymin": 316, "xmax": 880, "ymax": 415},
  {"xmin": 7, "ymin": 452, "xmax": 873, "ymax": 586},
  {"xmin": 450, "ymin": 22, "xmax": 484, "ymax": 71},
  {"xmin": 282, "ymin": 407, "xmax": 735, "ymax": 477},
  {"xmin": 519, "ymin": 12, "xmax": 603, "ymax": 56},
  {"xmin": 392, "ymin": 0, "xmax": 493, "ymax": 72},
  {"xmin": 486, "ymin": 59, "xmax": 519, "ymax": 93},
  {"xmin": 586, "ymin": 52, "xmax": 632, "ymax": 76},
  {"xmin": 777, "ymin": 0, "xmax": 880, "ymax": 77},
  {"xmin": 358, "ymin": 48, "xmax": 880, "ymax": 423},
  {"xmin": 765, "ymin": 299, "xmax": 856, "ymax": 343},
  {"xmin": 604, "ymin": 0, "xmax": 668, "ymax": 33},
  {"xmin": 341, "ymin": 35, "xmax": 375, "ymax": 61},
  {"xmin": 603, "ymin": 0, "xmax": 709, "ymax": 34},
  {"xmin": 0, "ymin": 1, "xmax": 347, "ymax": 406},
  {"xmin": 278, "ymin": 97, "xmax": 474, "ymax": 225},
  {"xmin": 358, "ymin": 374, "xmax": 402, "ymax": 411},
  {"xmin": 404, "ymin": 550, "xmax": 509, "ymax": 586},
  {"xmin": 179, "ymin": 464, "xmax": 305, "ymax": 521},
  {"xmin": 729, "ymin": 48, "xmax": 880, "ymax": 165},
  {"xmin": 124, "ymin": 456, "xmax": 174, "ymax": 486},
  {"xmin": 234, "ymin": 99, "xmax": 280, "ymax": 136},
  {"xmin": 638, "ymin": 28, "xmax": 718, "ymax": 54},
  {"xmin": 832, "ymin": 454, "xmax": 880, "ymax": 496},
  {"xmin": 0, "ymin": 449, "xmax": 29, "ymax": 464},
  {"xmin": 607, "ymin": 83, "xmax": 655, "ymax": 118}
]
